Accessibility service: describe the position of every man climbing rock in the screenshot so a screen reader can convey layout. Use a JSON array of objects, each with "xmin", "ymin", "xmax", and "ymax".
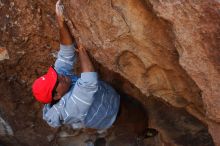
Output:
[{"xmin": 32, "ymin": 0, "xmax": 120, "ymax": 130}]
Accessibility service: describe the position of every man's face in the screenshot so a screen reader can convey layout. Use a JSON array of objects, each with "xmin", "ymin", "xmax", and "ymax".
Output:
[{"xmin": 53, "ymin": 75, "xmax": 71, "ymax": 100}]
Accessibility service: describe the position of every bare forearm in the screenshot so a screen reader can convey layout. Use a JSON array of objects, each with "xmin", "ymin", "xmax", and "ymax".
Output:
[
  {"xmin": 78, "ymin": 47, "xmax": 95, "ymax": 72},
  {"xmin": 58, "ymin": 20, "xmax": 75, "ymax": 45}
]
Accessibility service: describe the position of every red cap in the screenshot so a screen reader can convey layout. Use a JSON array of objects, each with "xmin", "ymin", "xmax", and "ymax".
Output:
[{"xmin": 32, "ymin": 67, "xmax": 58, "ymax": 103}]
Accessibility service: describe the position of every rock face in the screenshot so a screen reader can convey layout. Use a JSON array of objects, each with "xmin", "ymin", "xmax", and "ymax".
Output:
[
  {"xmin": 0, "ymin": 0, "xmax": 219, "ymax": 145},
  {"xmin": 64, "ymin": 0, "xmax": 220, "ymax": 145}
]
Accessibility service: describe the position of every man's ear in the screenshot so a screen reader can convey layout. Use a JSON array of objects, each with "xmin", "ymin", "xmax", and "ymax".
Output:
[{"xmin": 53, "ymin": 94, "xmax": 62, "ymax": 101}]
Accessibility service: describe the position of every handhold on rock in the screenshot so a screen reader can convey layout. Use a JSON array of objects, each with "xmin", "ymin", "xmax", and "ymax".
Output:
[{"xmin": 0, "ymin": 47, "xmax": 9, "ymax": 61}]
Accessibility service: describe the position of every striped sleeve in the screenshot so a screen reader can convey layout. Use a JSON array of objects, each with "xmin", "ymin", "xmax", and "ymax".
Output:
[
  {"xmin": 79, "ymin": 72, "xmax": 98, "ymax": 87},
  {"xmin": 42, "ymin": 104, "xmax": 62, "ymax": 128},
  {"xmin": 71, "ymin": 72, "xmax": 98, "ymax": 112},
  {"xmin": 54, "ymin": 44, "xmax": 77, "ymax": 74}
]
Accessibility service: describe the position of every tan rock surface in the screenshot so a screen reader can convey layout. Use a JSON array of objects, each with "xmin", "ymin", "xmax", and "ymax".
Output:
[
  {"xmin": 0, "ymin": 47, "xmax": 9, "ymax": 61},
  {"xmin": 0, "ymin": 0, "xmax": 219, "ymax": 145},
  {"xmin": 148, "ymin": 1, "xmax": 220, "ymax": 145},
  {"xmin": 64, "ymin": 0, "xmax": 220, "ymax": 145}
]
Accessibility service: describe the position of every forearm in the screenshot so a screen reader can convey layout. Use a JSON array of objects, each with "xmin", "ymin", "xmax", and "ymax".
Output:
[
  {"xmin": 78, "ymin": 47, "xmax": 95, "ymax": 72},
  {"xmin": 58, "ymin": 20, "xmax": 75, "ymax": 45}
]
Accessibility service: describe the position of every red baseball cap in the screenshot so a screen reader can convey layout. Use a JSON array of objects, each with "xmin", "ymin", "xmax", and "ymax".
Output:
[{"xmin": 32, "ymin": 66, "xmax": 58, "ymax": 103}]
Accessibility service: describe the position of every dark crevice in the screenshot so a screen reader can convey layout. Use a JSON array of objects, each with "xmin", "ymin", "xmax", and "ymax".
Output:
[{"xmin": 89, "ymin": 56, "xmax": 215, "ymax": 146}]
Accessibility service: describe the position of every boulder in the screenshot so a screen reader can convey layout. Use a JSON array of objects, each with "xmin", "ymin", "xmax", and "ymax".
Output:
[{"xmin": 64, "ymin": 0, "xmax": 220, "ymax": 145}]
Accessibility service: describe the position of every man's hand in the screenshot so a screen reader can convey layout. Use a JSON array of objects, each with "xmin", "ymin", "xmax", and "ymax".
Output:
[
  {"xmin": 56, "ymin": 0, "xmax": 65, "ymax": 27},
  {"xmin": 78, "ymin": 45, "xmax": 95, "ymax": 72},
  {"xmin": 76, "ymin": 44, "xmax": 86, "ymax": 52}
]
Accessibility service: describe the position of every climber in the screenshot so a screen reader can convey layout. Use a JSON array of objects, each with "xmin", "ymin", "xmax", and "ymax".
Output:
[{"xmin": 32, "ymin": 0, "xmax": 120, "ymax": 130}]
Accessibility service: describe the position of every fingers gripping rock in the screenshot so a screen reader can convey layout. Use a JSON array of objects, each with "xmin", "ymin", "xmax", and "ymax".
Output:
[{"xmin": 56, "ymin": 0, "xmax": 64, "ymax": 19}]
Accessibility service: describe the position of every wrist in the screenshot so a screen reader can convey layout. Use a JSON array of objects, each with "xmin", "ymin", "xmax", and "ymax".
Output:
[
  {"xmin": 58, "ymin": 21, "xmax": 65, "ymax": 28},
  {"xmin": 57, "ymin": 16, "xmax": 64, "ymax": 27}
]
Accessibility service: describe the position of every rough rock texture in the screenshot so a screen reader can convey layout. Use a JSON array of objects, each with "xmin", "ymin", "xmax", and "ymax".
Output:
[
  {"xmin": 0, "ymin": 0, "xmax": 60, "ymax": 145},
  {"xmin": 64, "ymin": 0, "xmax": 220, "ymax": 145},
  {"xmin": 0, "ymin": 0, "xmax": 219, "ymax": 145}
]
